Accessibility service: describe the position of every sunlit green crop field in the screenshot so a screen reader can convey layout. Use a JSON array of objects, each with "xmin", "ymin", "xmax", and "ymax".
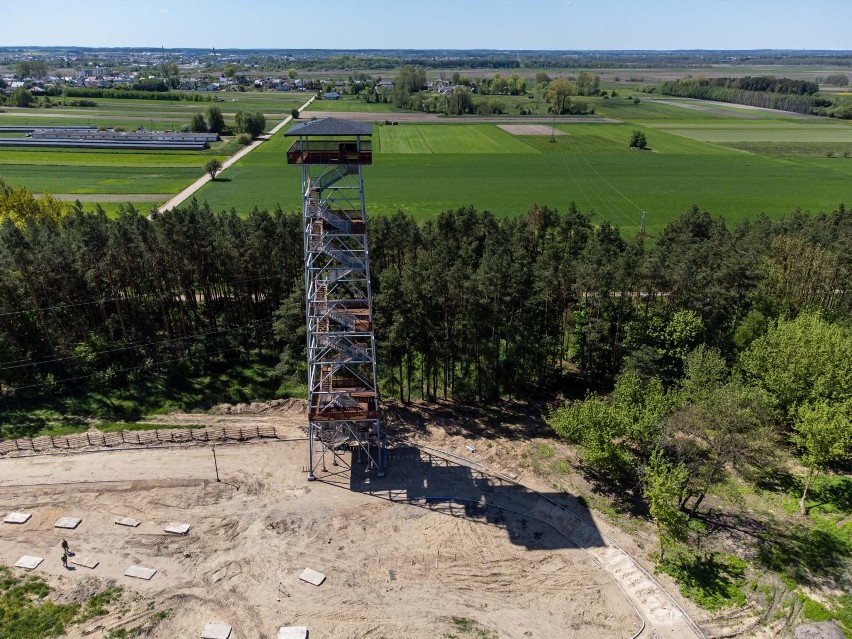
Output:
[
  {"xmin": 195, "ymin": 95, "xmax": 852, "ymax": 234},
  {"xmin": 0, "ymin": 91, "xmax": 309, "ymax": 207},
  {"xmin": 2, "ymin": 91, "xmax": 850, "ymax": 233}
]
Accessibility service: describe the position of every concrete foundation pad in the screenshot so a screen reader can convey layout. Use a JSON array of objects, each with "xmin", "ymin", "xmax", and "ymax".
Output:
[
  {"xmin": 124, "ymin": 565, "xmax": 157, "ymax": 580},
  {"xmin": 70, "ymin": 556, "xmax": 99, "ymax": 569},
  {"xmin": 115, "ymin": 517, "xmax": 141, "ymax": 527},
  {"xmin": 54, "ymin": 516, "xmax": 82, "ymax": 529},
  {"xmin": 164, "ymin": 523, "xmax": 191, "ymax": 535},
  {"xmin": 278, "ymin": 626, "xmax": 308, "ymax": 639},
  {"xmin": 15, "ymin": 555, "xmax": 44, "ymax": 570},
  {"xmin": 201, "ymin": 623, "xmax": 232, "ymax": 639},
  {"xmin": 4, "ymin": 512, "xmax": 33, "ymax": 524},
  {"xmin": 299, "ymin": 567, "xmax": 326, "ymax": 586}
]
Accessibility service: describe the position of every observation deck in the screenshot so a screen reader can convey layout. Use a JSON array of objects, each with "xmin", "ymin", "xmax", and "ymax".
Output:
[{"xmin": 286, "ymin": 117, "xmax": 373, "ymax": 165}]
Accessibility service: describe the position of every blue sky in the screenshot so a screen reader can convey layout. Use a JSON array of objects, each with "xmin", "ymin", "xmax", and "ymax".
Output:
[{"xmin": 4, "ymin": 0, "xmax": 851, "ymax": 50}]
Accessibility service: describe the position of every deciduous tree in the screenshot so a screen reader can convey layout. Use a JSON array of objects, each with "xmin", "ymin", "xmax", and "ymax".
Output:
[
  {"xmin": 190, "ymin": 112, "xmax": 207, "ymax": 132},
  {"xmin": 642, "ymin": 449, "xmax": 690, "ymax": 559},
  {"xmin": 206, "ymin": 106, "xmax": 225, "ymax": 134},
  {"xmin": 205, "ymin": 158, "xmax": 223, "ymax": 180},
  {"xmin": 792, "ymin": 400, "xmax": 852, "ymax": 515},
  {"xmin": 546, "ymin": 78, "xmax": 576, "ymax": 114}
]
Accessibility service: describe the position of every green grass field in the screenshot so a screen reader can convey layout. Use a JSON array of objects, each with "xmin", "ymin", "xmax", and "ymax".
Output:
[
  {"xmin": 375, "ymin": 124, "xmax": 539, "ymax": 154},
  {"xmin": 0, "ymin": 164, "xmax": 200, "ymax": 195},
  {"xmin": 0, "ymin": 91, "xmax": 312, "ymax": 206},
  {"xmin": 195, "ymin": 97, "xmax": 852, "ymax": 234},
  {"xmin": 306, "ymin": 99, "xmax": 395, "ymax": 112}
]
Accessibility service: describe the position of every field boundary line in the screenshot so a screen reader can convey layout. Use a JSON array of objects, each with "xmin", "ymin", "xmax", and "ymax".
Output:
[{"xmin": 156, "ymin": 95, "xmax": 315, "ymax": 214}]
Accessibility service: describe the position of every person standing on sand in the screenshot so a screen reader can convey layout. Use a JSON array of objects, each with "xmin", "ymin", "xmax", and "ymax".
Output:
[
  {"xmin": 61, "ymin": 554, "xmax": 68, "ymax": 569},
  {"xmin": 61, "ymin": 539, "xmax": 69, "ymax": 555}
]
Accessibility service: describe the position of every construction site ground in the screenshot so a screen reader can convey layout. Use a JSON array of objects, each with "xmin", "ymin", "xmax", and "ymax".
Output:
[{"xmin": 0, "ymin": 400, "xmax": 707, "ymax": 639}]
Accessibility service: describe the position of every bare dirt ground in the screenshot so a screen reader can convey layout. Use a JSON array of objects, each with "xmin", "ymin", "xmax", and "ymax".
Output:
[
  {"xmin": 0, "ymin": 400, "xmax": 706, "ymax": 639},
  {"xmin": 497, "ymin": 124, "xmax": 566, "ymax": 136}
]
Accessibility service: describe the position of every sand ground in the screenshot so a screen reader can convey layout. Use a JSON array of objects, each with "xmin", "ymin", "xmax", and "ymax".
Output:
[
  {"xmin": 0, "ymin": 400, "xmax": 708, "ymax": 638},
  {"xmin": 1, "ymin": 438, "xmax": 641, "ymax": 639}
]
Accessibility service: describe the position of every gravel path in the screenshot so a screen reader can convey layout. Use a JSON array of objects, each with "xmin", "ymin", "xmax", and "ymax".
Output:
[{"xmin": 156, "ymin": 96, "xmax": 315, "ymax": 214}]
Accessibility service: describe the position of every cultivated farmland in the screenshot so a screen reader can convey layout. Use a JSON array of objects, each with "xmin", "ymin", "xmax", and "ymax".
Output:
[
  {"xmin": 2, "ymin": 89, "xmax": 850, "ymax": 232},
  {"xmin": 192, "ymin": 95, "xmax": 852, "ymax": 234},
  {"xmin": 0, "ymin": 91, "xmax": 308, "ymax": 214}
]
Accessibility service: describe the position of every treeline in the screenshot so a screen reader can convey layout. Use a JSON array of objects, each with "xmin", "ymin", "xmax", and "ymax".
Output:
[
  {"xmin": 269, "ymin": 51, "xmax": 852, "ymax": 72},
  {"xmin": 0, "ymin": 191, "xmax": 301, "ymax": 397},
  {"xmin": 653, "ymin": 79, "xmax": 824, "ymax": 115},
  {"xmin": 46, "ymin": 86, "xmax": 212, "ymax": 102},
  {"xmin": 281, "ymin": 203, "xmax": 850, "ymax": 405},
  {"xmin": 1, "ymin": 185, "xmax": 850, "ymax": 410},
  {"xmin": 694, "ymin": 75, "xmax": 820, "ymax": 95}
]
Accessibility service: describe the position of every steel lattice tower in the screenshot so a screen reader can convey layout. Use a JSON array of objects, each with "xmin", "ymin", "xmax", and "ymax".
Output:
[{"xmin": 285, "ymin": 118, "xmax": 386, "ymax": 480}]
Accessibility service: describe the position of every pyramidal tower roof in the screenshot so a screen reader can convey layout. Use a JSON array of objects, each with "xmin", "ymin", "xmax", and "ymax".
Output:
[{"xmin": 285, "ymin": 117, "xmax": 373, "ymax": 137}]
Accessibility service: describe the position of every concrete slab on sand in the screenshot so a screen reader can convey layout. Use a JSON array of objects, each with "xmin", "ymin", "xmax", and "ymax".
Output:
[
  {"xmin": 278, "ymin": 626, "xmax": 308, "ymax": 639},
  {"xmin": 124, "ymin": 565, "xmax": 157, "ymax": 580},
  {"xmin": 201, "ymin": 623, "xmax": 232, "ymax": 639},
  {"xmin": 54, "ymin": 516, "xmax": 82, "ymax": 529},
  {"xmin": 70, "ymin": 556, "xmax": 99, "ymax": 569},
  {"xmin": 4, "ymin": 511, "xmax": 32, "ymax": 524},
  {"xmin": 164, "ymin": 523, "xmax": 191, "ymax": 535},
  {"xmin": 115, "ymin": 517, "xmax": 141, "ymax": 527},
  {"xmin": 15, "ymin": 555, "xmax": 44, "ymax": 570},
  {"xmin": 299, "ymin": 568, "xmax": 326, "ymax": 586}
]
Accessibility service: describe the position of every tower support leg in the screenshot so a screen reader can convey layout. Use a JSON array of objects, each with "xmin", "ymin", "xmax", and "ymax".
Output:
[{"xmin": 307, "ymin": 422, "xmax": 317, "ymax": 481}]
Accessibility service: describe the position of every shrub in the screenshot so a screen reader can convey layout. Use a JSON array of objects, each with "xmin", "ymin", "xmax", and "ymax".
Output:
[
  {"xmin": 235, "ymin": 133, "xmax": 252, "ymax": 146},
  {"xmin": 234, "ymin": 110, "xmax": 266, "ymax": 138},
  {"xmin": 10, "ymin": 88, "xmax": 34, "ymax": 107},
  {"xmin": 629, "ymin": 130, "xmax": 647, "ymax": 149},
  {"xmin": 657, "ymin": 551, "xmax": 747, "ymax": 610}
]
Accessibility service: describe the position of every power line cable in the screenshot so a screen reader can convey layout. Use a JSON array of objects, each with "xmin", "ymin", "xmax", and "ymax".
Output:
[
  {"xmin": 0, "ymin": 273, "xmax": 289, "ymax": 319},
  {"xmin": 573, "ymin": 143, "xmax": 647, "ymax": 228},
  {"xmin": 0, "ymin": 319, "xmax": 275, "ymax": 373},
  {"xmin": 6, "ymin": 343, "xmax": 255, "ymax": 394}
]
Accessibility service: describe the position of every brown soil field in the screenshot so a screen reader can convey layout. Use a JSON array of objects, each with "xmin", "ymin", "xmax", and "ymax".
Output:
[{"xmin": 1, "ymin": 401, "xmax": 704, "ymax": 639}]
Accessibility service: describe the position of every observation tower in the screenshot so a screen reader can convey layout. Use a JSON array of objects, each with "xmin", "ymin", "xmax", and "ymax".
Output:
[{"xmin": 285, "ymin": 118, "xmax": 386, "ymax": 480}]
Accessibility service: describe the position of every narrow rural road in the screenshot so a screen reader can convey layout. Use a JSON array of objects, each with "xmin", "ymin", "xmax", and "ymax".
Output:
[{"xmin": 156, "ymin": 95, "xmax": 315, "ymax": 213}]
